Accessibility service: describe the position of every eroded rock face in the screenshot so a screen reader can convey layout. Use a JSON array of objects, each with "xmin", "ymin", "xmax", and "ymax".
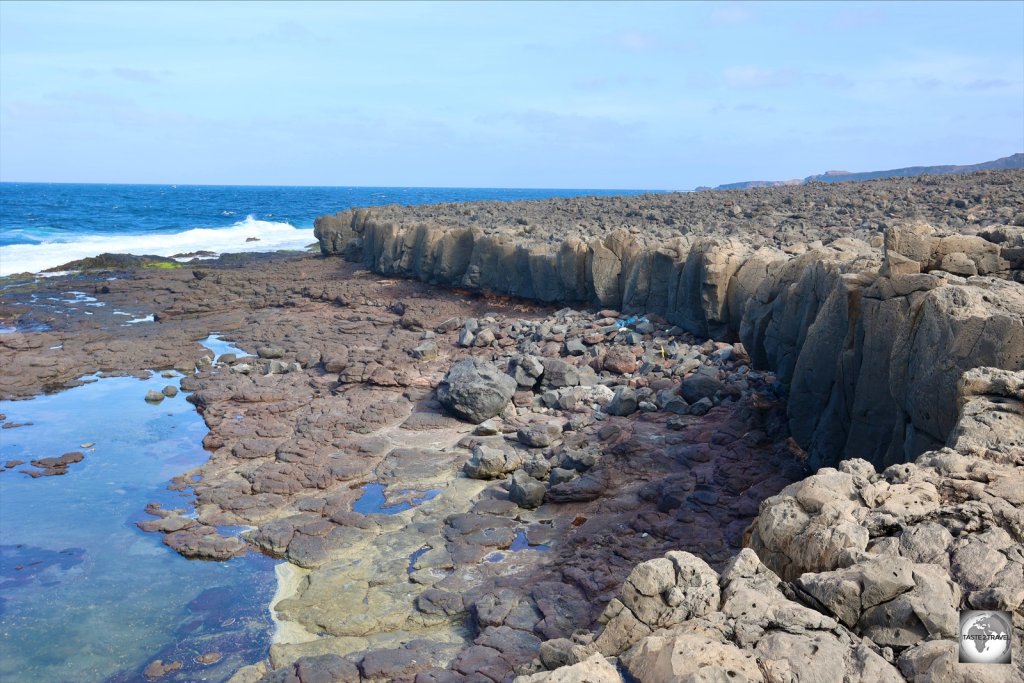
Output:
[
  {"xmin": 592, "ymin": 551, "xmax": 720, "ymax": 656},
  {"xmin": 528, "ymin": 369, "xmax": 1024, "ymax": 683},
  {"xmin": 317, "ymin": 172, "xmax": 1024, "ymax": 470},
  {"xmin": 514, "ymin": 654, "xmax": 622, "ymax": 683},
  {"xmin": 5, "ymin": 174, "xmax": 1023, "ymax": 683}
]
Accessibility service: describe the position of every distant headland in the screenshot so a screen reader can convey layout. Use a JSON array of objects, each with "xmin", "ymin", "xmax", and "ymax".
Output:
[{"xmin": 697, "ymin": 152, "xmax": 1024, "ymax": 191}]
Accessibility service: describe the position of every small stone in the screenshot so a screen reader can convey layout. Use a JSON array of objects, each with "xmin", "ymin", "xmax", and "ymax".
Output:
[
  {"xmin": 464, "ymin": 444, "xmax": 522, "ymax": 479},
  {"xmin": 663, "ymin": 393, "xmax": 688, "ymax": 413},
  {"xmin": 509, "ymin": 469, "xmax": 546, "ymax": 509},
  {"xmin": 681, "ymin": 374, "xmax": 723, "ymax": 403},
  {"xmin": 161, "ymin": 385, "xmax": 178, "ymax": 397},
  {"xmin": 603, "ymin": 346, "xmax": 638, "ymax": 374},
  {"xmin": 474, "ymin": 419, "xmax": 501, "ymax": 436},
  {"xmin": 474, "ymin": 327, "xmax": 497, "ymax": 347},
  {"xmin": 411, "ymin": 340, "xmax": 439, "ymax": 360},
  {"xmin": 517, "ymin": 423, "xmax": 562, "ymax": 448},
  {"xmin": 522, "ymin": 452, "xmax": 552, "ymax": 480},
  {"xmin": 565, "ymin": 338, "xmax": 587, "ymax": 356},
  {"xmin": 144, "ymin": 389, "xmax": 165, "ymax": 403},
  {"xmin": 435, "ymin": 317, "xmax": 462, "ymax": 333},
  {"xmin": 550, "ymin": 467, "xmax": 576, "ymax": 485},
  {"xmin": 437, "ymin": 359, "xmax": 517, "ymax": 423},
  {"xmin": 256, "ymin": 346, "xmax": 284, "ymax": 359},
  {"xmin": 511, "ymin": 354, "xmax": 545, "ymax": 388},
  {"xmin": 143, "ymin": 659, "xmax": 182, "ymax": 680},
  {"xmin": 689, "ymin": 397, "xmax": 713, "ymax": 416},
  {"xmin": 606, "ymin": 386, "xmax": 638, "ymax": 417}
]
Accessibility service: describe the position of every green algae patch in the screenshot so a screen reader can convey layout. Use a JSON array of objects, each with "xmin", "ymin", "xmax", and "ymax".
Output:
[{"xmin": 43, "ymin": 253, "xmax": 183, "ymax": 273}]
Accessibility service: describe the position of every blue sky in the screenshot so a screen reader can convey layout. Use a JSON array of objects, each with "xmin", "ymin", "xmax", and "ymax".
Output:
[{"xmin": 1, "ymin": 1, "xmax": 1021, "ymax": 189}]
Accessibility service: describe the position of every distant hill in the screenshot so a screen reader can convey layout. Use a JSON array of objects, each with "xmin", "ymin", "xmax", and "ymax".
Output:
[{"xmin": 696, "ymin": 153, "xmax": 1024, "ymax": 191}]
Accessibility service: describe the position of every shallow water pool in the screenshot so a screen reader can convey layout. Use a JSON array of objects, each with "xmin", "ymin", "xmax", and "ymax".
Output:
[
  {"xmin": 0, "ymin": 372, "xmax": 276, "ymax": 682},
  {"xmin": 200, "ymin": 334, "xmax": 249, "ymax": 361}
]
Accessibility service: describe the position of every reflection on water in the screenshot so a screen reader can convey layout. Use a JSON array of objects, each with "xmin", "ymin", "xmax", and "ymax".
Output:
[
  {"xmin": 353, "ymin": 483, "xmax": 441, "ymax": 515},
  {"xmin": 0, "ymin": 373, "xmax": 275, "ymax": 682}
]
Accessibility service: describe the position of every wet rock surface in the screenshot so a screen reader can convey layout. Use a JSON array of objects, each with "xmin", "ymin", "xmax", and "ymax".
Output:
[
  {"xmin": 0, "ymin": 253, "xmax": 803, "ymax": 682},
  {"xmin": 2, "ymin": 172, "xmax": 1022, "ymax": 682}
]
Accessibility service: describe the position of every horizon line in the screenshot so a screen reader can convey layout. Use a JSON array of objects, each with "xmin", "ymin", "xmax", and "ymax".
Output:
[{"xmin": 0, "ymin": 180, "xmax": 674, "ymax": 193}]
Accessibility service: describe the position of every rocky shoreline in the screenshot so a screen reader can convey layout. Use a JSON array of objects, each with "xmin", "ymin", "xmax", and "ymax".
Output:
[{"xmin": 1, "ymin": 170, "xmax": 1022, "ymax": 682}]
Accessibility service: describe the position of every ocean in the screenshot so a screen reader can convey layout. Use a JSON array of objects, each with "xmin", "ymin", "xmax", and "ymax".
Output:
[
  {"xmin": 0, "ymin": 183, "xmax": 658, "ymax": 277},
  {"xmin": 0, "ymin": 182, "xmax": 659, "ymax": 680}
]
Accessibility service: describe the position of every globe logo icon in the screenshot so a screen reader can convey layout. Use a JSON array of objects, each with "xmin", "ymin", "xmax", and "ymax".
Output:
[{"xmin": 959, "ymin": 610, "xmax": 1012, "ymax": 664}]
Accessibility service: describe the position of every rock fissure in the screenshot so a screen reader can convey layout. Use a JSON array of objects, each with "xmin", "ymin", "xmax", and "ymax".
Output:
[
  {"xmin": 3, "ymin": 174, "xmax": 1023, "ymax": 682},
  {"xmin": 303, "ymin": 173, "xmax": 1023, "ymax": 682}
]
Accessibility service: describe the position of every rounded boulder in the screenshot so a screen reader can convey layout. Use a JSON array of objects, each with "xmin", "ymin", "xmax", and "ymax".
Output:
[{"xmin": 437, "ymin": 358, "xmax": 517, "ymax": 424}]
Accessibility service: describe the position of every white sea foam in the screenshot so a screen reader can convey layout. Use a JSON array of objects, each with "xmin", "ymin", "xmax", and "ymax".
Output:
[{"xmin": 0, "ymin": 216, "xmax": 315, "ymax": 277}]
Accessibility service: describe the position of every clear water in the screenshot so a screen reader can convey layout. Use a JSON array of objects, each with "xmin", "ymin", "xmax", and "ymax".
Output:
[
  {"xmin": 0, "ymin": 373, "xmax": 277, "ymax": 682},
  {"xmin": 200, "ymin": 334, "xmax": 249, "ymax": 361},
  {"xmin": 0, "ymin": 183, "xmax": 662, "ymax": 275},
  {"xmin": 352, "ymin": 483, "xmax": 440, "ymax": 515},
  {"xmin": 482, "ymin": 530, "xmax": 551, "ymax": 564},
  {"xmin": 509, "ymin": 529, "xmax": 550, "ymax": 552}
]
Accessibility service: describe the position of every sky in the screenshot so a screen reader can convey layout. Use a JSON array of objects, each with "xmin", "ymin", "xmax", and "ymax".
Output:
[{"xmin": 0, "ymin": 1, "xmax": 1022, "ymax": 189}]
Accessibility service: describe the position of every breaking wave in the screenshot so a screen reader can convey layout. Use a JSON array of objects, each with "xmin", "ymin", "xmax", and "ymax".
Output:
[{"xmin": 0, "ymin": 216, "xmax": 315, "ymax": 276}]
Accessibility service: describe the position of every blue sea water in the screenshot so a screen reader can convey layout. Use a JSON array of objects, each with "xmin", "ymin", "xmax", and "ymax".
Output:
[
  {"xmin": 0, "ymin": 183, "xmax": 657, "ymax": 276},
  {"xmin": 0, "ymin": 183, "xmax": 659, "ymax": 680}
]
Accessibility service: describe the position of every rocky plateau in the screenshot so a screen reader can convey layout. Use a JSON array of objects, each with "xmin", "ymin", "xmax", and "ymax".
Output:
[{"xmin": 1, "ymin": 170, "xmax": 1022, "ymax": 682}]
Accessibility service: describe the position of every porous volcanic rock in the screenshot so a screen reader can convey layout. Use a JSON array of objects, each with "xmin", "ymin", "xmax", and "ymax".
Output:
[
  {"xmin": 317, "ymin": 170, "xmax": 1024, "ymax": 470},
  {"xmin": 437, "ymin": 358, "xmax": 518, "ymax": 423},
  {"xmin": 4, "ymin": 172, "xmax": 1023, "ymax": 683},
  {"xmin": 523, "ymin": 368, "xmax": 1024, "ymax": 682}
]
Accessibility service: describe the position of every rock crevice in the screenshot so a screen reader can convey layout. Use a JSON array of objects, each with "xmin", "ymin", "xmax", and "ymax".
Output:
[{"xmin": 316, "ymin": 176, "xmax": 1024, "ymax": 469}]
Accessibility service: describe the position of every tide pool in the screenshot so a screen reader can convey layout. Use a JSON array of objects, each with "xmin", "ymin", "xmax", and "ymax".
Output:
[{"xmin": 0, "ymin": 372, "xmax": 276, "ymax": 682}]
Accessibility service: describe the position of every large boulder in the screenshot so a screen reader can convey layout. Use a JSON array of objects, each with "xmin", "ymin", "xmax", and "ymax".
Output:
[
  {"xmin": 593, "ymin": 551, "xmax": 720, "ymax": 656},
  {"xmin": 513, "ymin": 654, "xmax": 623, "ymax": 683},
  {"xmin": 437, "ymin": 359, "xmax": 517, "ymax": 424},
  {"xmin": 620, "ymin": 632, "xmax": 763, "ymax": 683}
]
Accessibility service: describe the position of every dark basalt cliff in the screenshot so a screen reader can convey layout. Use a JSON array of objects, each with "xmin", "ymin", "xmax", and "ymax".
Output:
[
  {"xmin": 303, "ymin": 170, "xmax": 1024, "ymax": 683},
  {"xmin": 315, "ymin": 170, "xmax": 1024, "ymax": 471}
]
